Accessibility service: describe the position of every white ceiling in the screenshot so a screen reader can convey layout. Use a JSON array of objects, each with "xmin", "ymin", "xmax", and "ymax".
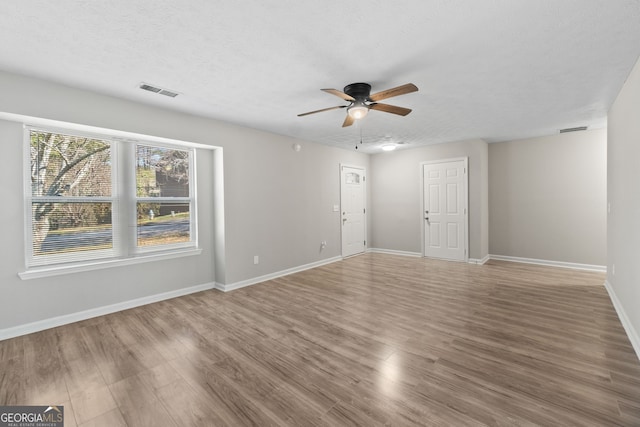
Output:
[{"xmin": 1, "ymin": 1, "xmax": 639, "ymax": 153}]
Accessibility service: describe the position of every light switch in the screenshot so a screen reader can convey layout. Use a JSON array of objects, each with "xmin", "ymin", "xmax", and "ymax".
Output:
[{"xmin": 333, "ymin": 205, "xmax": 339, "ymax": 212}]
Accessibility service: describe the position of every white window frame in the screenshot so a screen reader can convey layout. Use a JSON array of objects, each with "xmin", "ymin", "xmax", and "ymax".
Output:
[{"xmin": 21, "ymin": 125, "xmax": 200, "ymax": 279}]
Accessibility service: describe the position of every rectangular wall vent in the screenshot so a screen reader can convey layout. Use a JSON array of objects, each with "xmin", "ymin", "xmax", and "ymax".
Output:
[
  {"xmin": 560, "ymin": 126, "xmax": 588, "ymax": 133},
  {"xmin": 139, "ymin": 82, "xmax": 179, "ymax": 98}
]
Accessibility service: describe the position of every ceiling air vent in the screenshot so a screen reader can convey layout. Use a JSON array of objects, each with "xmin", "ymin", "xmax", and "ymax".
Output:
[
  {"xmin": 560, "ymin": 126, "xmax": 588, "ymax": 133},
  {"xmin": 139, "ymin": 82, "xmax": 179, "ymax": 98},
  {"xmin": 158, "ymin": 89, "xmax": 178, "ymax": 98}
]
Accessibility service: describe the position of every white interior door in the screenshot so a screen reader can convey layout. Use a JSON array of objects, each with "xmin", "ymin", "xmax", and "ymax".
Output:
[
  {"xmin": 341, "ymin": 165, "xmax": 366, "ymax": 257},
  {"xmin": 423, "ymin": 160, "xmax": 467, "ymax": 261}
]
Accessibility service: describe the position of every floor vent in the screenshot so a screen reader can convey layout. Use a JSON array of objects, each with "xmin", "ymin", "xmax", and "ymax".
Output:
[
  {"xmin": 560, "ymin": 126, "xmax": 588, "ymax": 133},
  {"xmin": 139, "ymin": 82, "xmax": 179, "ymax": 98}
]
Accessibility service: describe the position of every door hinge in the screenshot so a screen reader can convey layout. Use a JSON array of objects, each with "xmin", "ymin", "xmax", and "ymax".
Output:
[
  {"xmin": 363, "ymin": 176, "xmax": 366, "ymax": 181},
  {"xmin": 363, "ymin": 208, "xmax": 366, "ymax": 214},
  {"xmin": 464, "ymin": 167, "xmax": 466, "ymax": 174},
  {"xmin": 364, "ymin": 240, "xmax": 366, "ymax": 246}
]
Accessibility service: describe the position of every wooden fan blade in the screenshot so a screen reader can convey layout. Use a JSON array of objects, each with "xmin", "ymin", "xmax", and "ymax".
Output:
[
  {"xmin": 322, "ymin": 88, "xmax": 356, "ymax": 102},
  {"xmin": 342, "ymin": 114, "xmax": 355, "ymax": 127},
  {"xmin": 369, "ymin": 103, "xmax": 412, "ymax": 116},
  {"xmin": 298, "ymin": 105, "xmax": 346, "ymax": 117},
  {"xmin": 368, "ymin": 83, "xmax": 418, "ymax": 102}
]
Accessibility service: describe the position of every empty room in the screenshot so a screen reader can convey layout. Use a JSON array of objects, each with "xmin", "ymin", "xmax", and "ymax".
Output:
[{"xmin": 1, "ymin": 1, "xmax": 639, "ymax": 426}]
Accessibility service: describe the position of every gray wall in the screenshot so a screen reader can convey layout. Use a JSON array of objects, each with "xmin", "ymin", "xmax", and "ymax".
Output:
[
  {"xmin": 369, "ymin": 139, "xmax": 489, "ymax": 260},
  {"xmin": 608, "ymin": 55, "xmax": 640, "ymax": 352},
  {"xmin": 221, "ymin": 129, "xmax": 370, "ymax": 283},
  {"xmin": 0, "ymin": 71, "xmax": 368, "ymax": 331},
  {"xmin": 489, "ymin": 130, "xmax": 607, "ymax": 266}
]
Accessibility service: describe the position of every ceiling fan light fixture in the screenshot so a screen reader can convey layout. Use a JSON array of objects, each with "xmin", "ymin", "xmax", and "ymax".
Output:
[
  {"xmin": 381, "ymin": 144, "xmax": 396, "ymax": 151},
  {"xmin": 298, "ymin": 82, "xmax": 417, "ymax": 127},
  {"xmin": 347, "ymin": 102, "xmax": 369, "ymax": 120}
]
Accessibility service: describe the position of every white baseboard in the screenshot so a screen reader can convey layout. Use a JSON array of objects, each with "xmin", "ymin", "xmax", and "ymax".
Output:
[
  {"xmin": 0, "ymin": 282, "xmax": 217, "ymax": 341},
  {"xmin": 367, "ymin": 248, "xmax": 422, "ymax": 258},
  {"xmin": 489, "ymin": 254, "xmax": 606, "ymax": 272},
  {"xmin": 217, "ymin": 256, "xmax": 343, "ymax": 292},
  {"xmin": 604, "ymin": 280, "xmax": 640, "ymax": 362},
  {"xmin": 469, "ymin": 254, "xmax": 491, "ymax": 265},
  {"xmin": 372, "ymin": 249, "xmax": 488, "ymax": 265}
]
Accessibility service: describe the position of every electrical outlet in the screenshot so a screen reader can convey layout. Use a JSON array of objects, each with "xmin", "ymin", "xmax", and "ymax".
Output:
[
  {"xmin": 321, "ymin": 241, "xmax": 327, "ymax": 249},
  {"xmin": 253, "ymin": 255, "xmax": 259, "ymax": 265}
]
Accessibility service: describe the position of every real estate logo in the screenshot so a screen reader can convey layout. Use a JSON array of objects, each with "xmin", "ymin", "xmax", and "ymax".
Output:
[{"xmin": 0, "ymin": 406, "xmax": 63, "ymax": 427}]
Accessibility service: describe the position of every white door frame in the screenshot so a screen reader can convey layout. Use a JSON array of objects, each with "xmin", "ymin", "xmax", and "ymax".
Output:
[
  {"xmin": 420, "ymin": 157, "xmax": 469, "ymax": 261},
  {"xmin": 340, "ymin": 163, "xmax": 367, "ymax": 258}
]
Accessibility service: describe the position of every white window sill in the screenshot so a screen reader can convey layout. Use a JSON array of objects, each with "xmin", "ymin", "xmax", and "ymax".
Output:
[{"xmin": 19, "ymin": 248, "xmax": 203, "ymax": 280}]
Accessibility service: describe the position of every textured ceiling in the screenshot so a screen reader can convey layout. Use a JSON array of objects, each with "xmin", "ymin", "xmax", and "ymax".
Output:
[{"xmin": 1, "ymin": 1, "xmax": 639, "ymax": 153}]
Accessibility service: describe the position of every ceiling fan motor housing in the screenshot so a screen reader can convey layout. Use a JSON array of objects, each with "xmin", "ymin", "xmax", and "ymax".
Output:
[{"xmin": 344, "ymin": 83, "xmax": 372, "ymax": 101}]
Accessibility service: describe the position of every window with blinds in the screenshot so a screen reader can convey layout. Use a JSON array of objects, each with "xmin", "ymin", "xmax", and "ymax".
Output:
[
  {"xmin": 135, "ymin": 145, "xmax": 194, "ymax": 249},
  {"xmin": 25, "ymin": 127, "xmax": 197, "ymax": 268},
  {"xmin": 29, "ymin": 130, "xmax": 115, "ymax": 265}
]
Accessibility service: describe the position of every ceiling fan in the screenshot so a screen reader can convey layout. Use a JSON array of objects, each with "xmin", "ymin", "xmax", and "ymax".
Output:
[{"xmin": 298, "ymin": 82, "xmax": 419, "ymax": 127}]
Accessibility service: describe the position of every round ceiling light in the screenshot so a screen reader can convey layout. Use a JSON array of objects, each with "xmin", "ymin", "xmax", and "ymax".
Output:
[{"xmin": 347, "ymin": 102, "xmax": 369, "ymax": 119}]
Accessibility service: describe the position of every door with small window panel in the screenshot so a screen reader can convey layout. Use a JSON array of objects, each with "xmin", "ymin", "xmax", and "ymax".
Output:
[{"xmin": 340, "ymin": 165, "xmax": 366, "ymax": 257}]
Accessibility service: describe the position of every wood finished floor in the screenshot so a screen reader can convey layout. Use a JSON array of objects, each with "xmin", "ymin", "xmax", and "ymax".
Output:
[{"xmin": 1, "ymin": 254, "xmax": 639, "ymax": 426}]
